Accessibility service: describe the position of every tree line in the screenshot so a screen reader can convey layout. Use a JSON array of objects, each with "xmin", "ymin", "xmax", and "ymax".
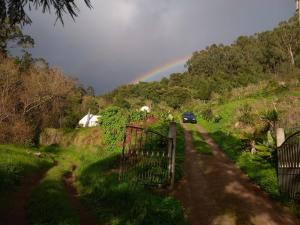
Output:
[
  {"xmin": 105, "ymin": 15, "xmax": 300, "ymax": 109},
  {"xmin": 0, "ymin": 53, "xmax": 98, "ymax": 145}
]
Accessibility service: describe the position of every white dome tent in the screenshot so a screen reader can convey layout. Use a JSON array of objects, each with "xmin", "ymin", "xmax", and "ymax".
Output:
[
  {"xmin": 78, "ymin": 112, "xmax": 101, "ymax": 127},
  {"xmin": 140, "ymin": 106, "xmax": 150, "ymax": 113}
]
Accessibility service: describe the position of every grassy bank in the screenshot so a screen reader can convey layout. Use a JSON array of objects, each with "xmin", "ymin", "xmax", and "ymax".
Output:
[
  {"xmin": 195, "ymin": 86, "xmax": 300, "ymax": 215},
  {"xmin": 0, "ymin": 145, "xmax": 52, "ymax": 196}
]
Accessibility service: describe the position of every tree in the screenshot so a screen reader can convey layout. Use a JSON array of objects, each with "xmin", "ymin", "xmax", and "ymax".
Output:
[
  {"xmin": 0, "ymin": 0, "xmax": 92, "ymax": 25},
  {"xmin": 274, "ymin": 17, "xmax": 300, "ymax": 66},
  {"xmin": 163, "ymin": 86, "xmax": 191, "ymax": 109},
  {"xmin": 0, "ymin": 19, "xmax": 34, "ymax": 55},
  {"xmin": 86, "ymin": 86, "xmax": 95, "ymax": 96}
]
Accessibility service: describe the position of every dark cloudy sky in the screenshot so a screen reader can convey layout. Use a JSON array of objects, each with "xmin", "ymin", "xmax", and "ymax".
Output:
[{"xmin": 23, "ymin": 0, "xmax": 295, "ymax": 94}]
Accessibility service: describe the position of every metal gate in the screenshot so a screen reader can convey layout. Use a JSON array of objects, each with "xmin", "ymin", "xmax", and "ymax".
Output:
[
  {"xmin": 277, "ymin": 131, "xmax": 300, "ymax": 199},
  {"xmin": 119, "ymin": 125, "xmax": 174, "ymax": 187}
]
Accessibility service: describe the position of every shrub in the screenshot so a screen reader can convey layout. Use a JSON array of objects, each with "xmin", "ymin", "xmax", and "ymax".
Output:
[
  {"xmin": 238, "ymin": 104, "xmax": 255, "ymax": 125},
  {"xmin": 99, "ymin": 106, "xmax": 128, "ymax": 151},
  {"xmin": 213, "ymin": 114, "xmax": 222, "ymax": 123},
  {"xmin": 201, "ymin": 108, "xmax": 214, "ymax": 121},
  {"xmin": 261, "ymin": 109, "xmax": 279, "ymax": 130}
]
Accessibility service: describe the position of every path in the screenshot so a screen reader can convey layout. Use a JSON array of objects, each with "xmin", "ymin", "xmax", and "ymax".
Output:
[
  {"xmin": 0, "ymin": 167, "xmax": 51, "ymax": 225},
  {"xmin": 0, "ymin": 162, "xmax": 100, "ymax": 225},
  {"xmin": 63, "ymin": 165, "xmax": 100, "ymax": 225},
  {"xmin": 172, "ymin": 124, "xmax": 300, "ymax": 225}
]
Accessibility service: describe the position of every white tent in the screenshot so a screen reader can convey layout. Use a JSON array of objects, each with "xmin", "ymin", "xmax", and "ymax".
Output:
[
  {"xmin": 78, "ymin": 114, "xmax": 101, "ymax": 127},
  {"xmin": 140, "ymin": 106, "xmax": 150, "ymax": 113}
]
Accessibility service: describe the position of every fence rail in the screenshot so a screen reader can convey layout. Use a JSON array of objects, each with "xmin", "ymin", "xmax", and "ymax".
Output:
[{"xmin": 119, "ymin": 124, "xmax": 176, "ymax": 188}]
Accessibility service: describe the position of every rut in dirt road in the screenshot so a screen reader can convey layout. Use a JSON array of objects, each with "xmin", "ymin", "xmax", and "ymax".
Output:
[
  {"xmin": 63, "ymin": 165, "xmax": 101, "ymax": 225},
  {"xmin": 172, "ymin": 124, "xmax": 300, "ymax": 225}
]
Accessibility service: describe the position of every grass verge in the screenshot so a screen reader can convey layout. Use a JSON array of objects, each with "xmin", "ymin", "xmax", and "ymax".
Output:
[{"xmin": 0, "ymin": 144, "xmax": 52, "ymax": 199}]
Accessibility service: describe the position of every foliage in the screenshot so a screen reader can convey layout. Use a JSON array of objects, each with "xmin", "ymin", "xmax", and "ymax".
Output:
[
  {"xmin": 174, "ymin": 124, "xmax": 185, "ymax": 181},
  {"xmin": 261, "ymin": 109, "xmax": 279, "ymax": 129},
  {"xmin": 163, "ymin": 86, "xmax": 191, "ymax": 109},
  {"xmin": 201, "ymin": 108, "xmax": 214, "ymax": 121},
  {"xmin": 0, "ymin": 0, "xmax": 92, "ymax": 25},
  {"xmin": 0, "ymin": 19, "xmax": 34, "ymax": 55},
  {"xmin": 236, "ymin": 152, "xmax": 279, "ymax": 198},
  {"xmin": 99, "ymin": 106, "xmax": 129, "ymax": 151},
  {"xmin": 238, "ymin": 104, "xmax": 255, "ymax": 125},
  {"xmin": 0, "ymin": 55, "xmax": 97, "ymax": 145},
  {"xmin": 0, "ymin": 144, "xmax": 52, "ymax": 196},
  {"xmin": 76, "ymin": 148, "xmax": 186, "ymax": 225}
]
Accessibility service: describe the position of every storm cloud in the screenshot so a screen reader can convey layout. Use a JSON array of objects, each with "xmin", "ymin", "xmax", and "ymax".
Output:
[{"xmin": 23, "ymin": 0, "xmax": 295, "ymax": 93}]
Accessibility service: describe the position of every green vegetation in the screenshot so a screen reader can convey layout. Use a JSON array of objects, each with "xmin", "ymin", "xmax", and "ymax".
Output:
[
  {"xmin": 1, "ymin": 0, "xmax": 92, "ymax": 25},
  {"xmin": 77, "ymin": 149, "xmax": 185, "ymax": 225},
  {"xmin": 28, "ymin": 147, "xmax": 81, "ymax": 225},
  {"xmin": 0, "ymin": 145, "xmax": 52, "ymax": 195},
  {"xmin": 25, "ymin": 116, "xmax": 186, "ymax": 225},
  {"xmin": 196, "ymin": 81, "xmax": 300, "ymax": 208},
  {"xmin": 174, "ymin": 123, "xmax": 185, "ymax": 181}
]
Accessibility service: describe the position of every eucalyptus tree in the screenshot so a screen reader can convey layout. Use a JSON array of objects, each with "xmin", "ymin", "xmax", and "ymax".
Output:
[
  {"xmin": 0, "ymin": 0, "xmax": 92, "ymax": 55},
  {"xmin": 0, "ymin": 0, "xmax": 92, "ymax": 25}
]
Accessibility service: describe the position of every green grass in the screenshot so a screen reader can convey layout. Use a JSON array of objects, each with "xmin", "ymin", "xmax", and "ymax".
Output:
[
  {"xmin": 28, "ymin": 147, "xmax": 82, "ymax": 225},
  {"xmin": 0, "ymin": 144, "xmax": 52, "ymax": 194},
  {"xmin": 74, "ymin": 122, "xmax": 186, "ymax": 225},
  {"xmin": 187, "ymin": 124, "xmax": 212, "ymax": 155},
  {"xmin": 2, "ymin": 119, "xmax": 186, "ymax": 225},
  {"xmin": 76, "ymin": 150, "xmax": 186, "ymax": 225},
  {"xmin": 175, "ymin": 123, "xmax": 185, "ymax": 181}
]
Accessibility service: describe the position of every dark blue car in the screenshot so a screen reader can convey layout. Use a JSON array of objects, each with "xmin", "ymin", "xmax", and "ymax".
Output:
[{"xmin": 182, "ymin": 112, "xmax": 197, "ymax": 123}]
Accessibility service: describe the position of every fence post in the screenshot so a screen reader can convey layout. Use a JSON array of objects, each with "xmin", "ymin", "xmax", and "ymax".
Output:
[
  {"xmin": 168, "ymin": 122, "xmax": 176, "ymax": 190},
  {"xmin": 276, "ymin": 128, "xmax": 285, "ymax": 147}
]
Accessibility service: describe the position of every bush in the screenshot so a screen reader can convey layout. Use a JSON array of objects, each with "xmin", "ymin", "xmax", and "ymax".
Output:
[
  {"xmin": 213, "ymin": 114, "xmax": 222, "ymax": 123},
  {"xmin": 99, "ymin": 106, "xmax": 128, "ymax": 151},
  {"xmin": 261, "ymin": 109, "xmax": 279, "ymax": 129},
  {"xmin": 238, "ymin": 104, "xmax": 255, "ymax": 125},
  {"xmin": 201, "ymin": 108, "xmax": 214, "ymax": 121}
]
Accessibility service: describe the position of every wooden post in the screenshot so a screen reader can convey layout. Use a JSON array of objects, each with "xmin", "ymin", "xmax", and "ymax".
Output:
[
  {"xmin": 276, "ymin": 128, "xmax": 285, "ymax": 147},
  {"xmin": 168, "ymin": 122, "xmax": 176, "ymax": 190}
]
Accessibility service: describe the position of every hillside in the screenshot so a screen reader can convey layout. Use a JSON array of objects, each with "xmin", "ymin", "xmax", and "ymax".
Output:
[{"xmin": 104, "ymin": 15, "xmax": 300, "ymax": 110}]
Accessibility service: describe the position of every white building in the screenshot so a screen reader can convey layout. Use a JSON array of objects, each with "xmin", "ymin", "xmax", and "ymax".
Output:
[{"xmin": 78, "ymin": 114, "xmax": 101, "ymax": 127}]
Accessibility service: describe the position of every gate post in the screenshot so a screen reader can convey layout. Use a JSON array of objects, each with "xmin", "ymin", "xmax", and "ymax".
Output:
[
  {"xmin": 168, "ymin": 122, "xmax": 176, "ymax": 190},
  {"xmin": 276, "ymin": 128, "xmax": 285, "ymax": 147}
]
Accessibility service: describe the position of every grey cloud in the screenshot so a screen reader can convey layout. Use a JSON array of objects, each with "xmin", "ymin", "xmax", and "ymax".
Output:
[{"xmin": 23, "ymin": 0, "xmax": 295, "ymax": 93}]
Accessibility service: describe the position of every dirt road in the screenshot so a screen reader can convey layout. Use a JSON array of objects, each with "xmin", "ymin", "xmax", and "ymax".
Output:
[{"xmin": 172, "ymin": 124, "xmax": 300, "ymax": 225}]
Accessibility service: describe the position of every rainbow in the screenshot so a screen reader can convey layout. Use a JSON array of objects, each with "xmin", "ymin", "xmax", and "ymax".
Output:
[{"xmin": 131, "ymin": 54, "xmax": 192, "ymax": 84}]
